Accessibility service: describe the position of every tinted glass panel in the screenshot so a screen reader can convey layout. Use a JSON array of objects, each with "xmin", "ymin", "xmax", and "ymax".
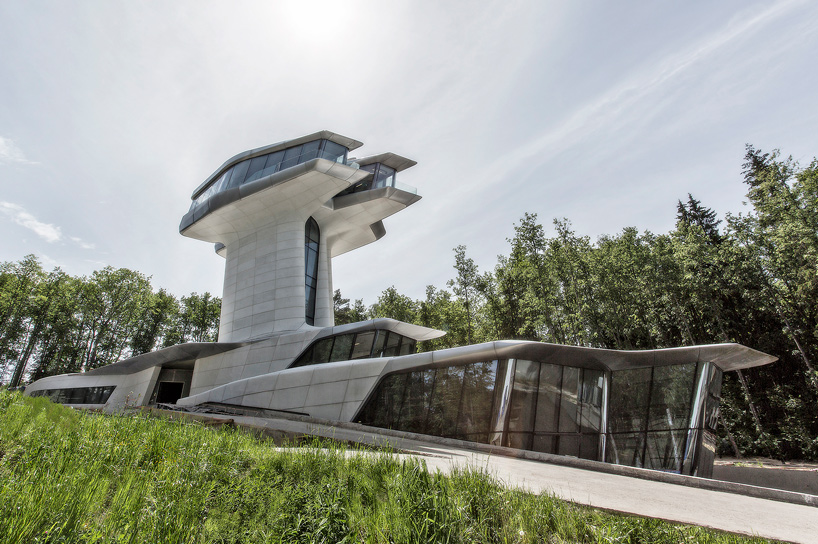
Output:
[
  {"xmin": 427, "ymin": 366, "xmax": 464, "ymax": 437},
  {"xmin": 559, "ymin": 366, "xmax": 580, "ymax": 432},
  {"xmin": 350, "ymin": 332, "xmax": 376, "ymax": 359},
  {"xmin": 534, "ymin": 364, "xmax": 562, "ymax": 434},
  {"xmin": 400, "ymin": 370, "xmax": 435, "ymax": 433},
  {"xmin": 648, "ymin": 364, "xmax": 696, "ymax": 431},
  {"xmin": 245, "ymin": 155, "xmax": 269, "ymax": 183},
  {"xmin": 457, "ymin": 361, "xmax": 497, "ymax": 441},
  {"xmin": 579, "ymin": 369, "xmax": 604, "ymax": 433},
  {"xmin": 398, "ymin": 340, "xmax": 415, "ymax": 356},
  {"xmin": 231, "ymin": 159, "xmax": 251, "ymax": 186},
  {"xmin": 312, "ymin": 338, "xmax": 333, "ymax": 364},
  {"xmin": 607, "ymin": 367, "xmax": 652, "ymax": 434},
  {"xmin": 281, "ymin": 144, "xmax": 303, "ymax": 170},
  {"xmin": 382, "ymin": 332, "xmax": 401, "ymax": 357},
  {"xmin": 262, "ymin": 150, "xmax": 285, "ymax": 175},
  {"xmin": 372, "ymin": 330, "xmax": 387, "ymax": 357},
  {"xmin": 374, "ymin": 165, "xmax": 396, "ymax": 189},
  {"xmin": 322, "ymin": 140, "xmax": 347, "ymax": 162},
  {"xmin": 329, "ymin": 334, "xmax": 354, "ymax": 362},
  {"xmin": 506, "ymin": 360, "xmax": 539, "ymax": 449}
]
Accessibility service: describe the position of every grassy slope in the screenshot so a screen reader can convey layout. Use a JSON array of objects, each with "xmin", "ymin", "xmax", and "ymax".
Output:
[{"xmin": 0, "ymin": 391, "xmax": 777, "ymax": 544}]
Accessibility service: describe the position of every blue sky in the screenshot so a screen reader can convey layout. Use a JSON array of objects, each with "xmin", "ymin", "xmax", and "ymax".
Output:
[{"xmin": 1, "ymin": 0, "xmax": 817, "ymax": 305}]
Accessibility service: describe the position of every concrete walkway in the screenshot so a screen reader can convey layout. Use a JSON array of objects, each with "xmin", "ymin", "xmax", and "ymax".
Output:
[{"xmin": 152, "ymin": 408, "xmax": 818, "ymax": 543}]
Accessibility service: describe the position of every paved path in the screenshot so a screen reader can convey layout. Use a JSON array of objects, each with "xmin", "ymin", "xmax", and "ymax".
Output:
[{"xmin": 160, "ymin": 409, "xmax": 818, "ymax": 543}]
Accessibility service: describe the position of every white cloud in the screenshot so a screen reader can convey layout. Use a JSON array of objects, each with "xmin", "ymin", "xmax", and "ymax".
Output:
[
  {"xmin": 69, "ymin": 236, "xmax": 95, "ymax": 250},
  {"xmin": 0, "ymin": 136, "xmax": 34, "ymax": 165},
  {"xmin": 0, "ymin": 201, "xmax": 62, "ymax": 243}
]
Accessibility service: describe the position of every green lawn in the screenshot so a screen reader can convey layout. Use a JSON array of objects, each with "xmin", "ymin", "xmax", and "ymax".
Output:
[{"xmin": 0, "ymin": 390, "xmax": 777, "ymax": 543}]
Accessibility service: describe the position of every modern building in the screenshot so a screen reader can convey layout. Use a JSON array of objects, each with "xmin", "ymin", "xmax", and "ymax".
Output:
[{"xmin": 25, "ymin": 131, "xmax": 776, "ymax": 477}]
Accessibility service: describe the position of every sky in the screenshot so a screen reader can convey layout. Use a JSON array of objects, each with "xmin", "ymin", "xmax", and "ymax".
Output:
[{"xmin": 1, "ymin": 0, "xmax": 817, "ymax": 306}]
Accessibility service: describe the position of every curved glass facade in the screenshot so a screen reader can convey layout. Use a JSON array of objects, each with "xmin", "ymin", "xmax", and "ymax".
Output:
[
  {"xmin": 305, "ymin": 217, "xmax": 320, "ymax": 326},
  {"xmin": 356, "ymin": 358, "xmax": 722, "ymax": 475},
  {"xmin": 290, "ymin": 329, "xmax": 417, "ymax": 369},
  {"xmin": 191, "ymin": 139, "xmax": 349, "ymax": 210}
]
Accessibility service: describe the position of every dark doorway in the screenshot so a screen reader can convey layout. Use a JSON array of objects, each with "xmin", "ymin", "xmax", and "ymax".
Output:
[{"xmin": 155, "ymin": 382, "xmax": 185, "ymax": 404}]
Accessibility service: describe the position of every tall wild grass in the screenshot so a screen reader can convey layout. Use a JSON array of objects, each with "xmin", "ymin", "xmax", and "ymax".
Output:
[{"xmin": 0, "ymin": 390, "xmax": 776, "ymax": 543}]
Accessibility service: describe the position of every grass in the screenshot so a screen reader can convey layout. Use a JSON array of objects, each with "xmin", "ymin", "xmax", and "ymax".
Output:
[{"xmin": 0, "ymin": 390, "xmax": 779, "ymax": 544}]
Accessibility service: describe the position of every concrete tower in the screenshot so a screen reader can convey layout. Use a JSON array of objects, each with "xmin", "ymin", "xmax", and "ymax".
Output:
[{"xmin": 179, "ymin": 130, "xmax": 420, "ymax": 342}]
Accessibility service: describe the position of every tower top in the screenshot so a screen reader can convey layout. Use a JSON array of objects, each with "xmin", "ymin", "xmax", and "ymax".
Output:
[{"xmin": 179, "ymin": 131, "xmax": 422, "ymax": 340}]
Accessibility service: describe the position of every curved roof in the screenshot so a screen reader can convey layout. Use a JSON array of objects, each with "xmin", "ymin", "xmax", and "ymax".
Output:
[
  {"xmin": 385, "ymin": 340, "xmax": 777, "ymax": 374},
  {"xmin": 191, "ymin": 130, "xmax": 363, "ymax": 200}
]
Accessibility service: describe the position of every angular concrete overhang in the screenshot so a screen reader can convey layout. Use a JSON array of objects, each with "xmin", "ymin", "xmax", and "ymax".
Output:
[
  {"xmin": 180, "ymin": 158, "xmax": 368, "ymax": 243},
  {"xmin": 317, "ymin": 187, "xmax": 422, "ymax": 257},
  {"xmin": 310, "ymin": 318, "xmax": 445, "ymax": 342},
  {"xmin": 83, "ymin": 341, "xmax": 250, "ymax": 376},
  {"xmin": 355, "ymin": 152, "xmax": 417, "ymax": 172},
  {"xmin": 383, "ymin": 341, "xmax": 777, "ymax": 375},
  {"xmin": 191, "ymin": 130, "xmax": 363, "ymax": 200}
]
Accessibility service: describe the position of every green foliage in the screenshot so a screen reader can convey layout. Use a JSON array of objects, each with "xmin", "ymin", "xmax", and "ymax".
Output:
[
  {"xmin": 354, "ymin": 148, "xmax": 818, "ymax": 461},
  {"xmin": 0, "ymin": 256, "xmax": 221, "ymax": 385},
  {"xmin": 0, "ymin": 391, "xmax": 776, "ymax": 543}
]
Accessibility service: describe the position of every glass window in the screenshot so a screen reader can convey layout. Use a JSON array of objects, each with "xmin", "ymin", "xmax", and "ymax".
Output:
[
  {"xmin": 321, "ymin": 140, "xmax": 348, "ymax": 163},
  {"xmin": 300, "ymin": 140, "xmax": 321, "ymax": 162},
  {"xmin": 427, "ymin": 366, "xmax": 465, "ymax": 437},
  {"xmin": 605, "ymin": 432, "xmax": 646, "ymax": 467},
  {"xmin": 506, "ymin": 360, "xmax": 540, "ymax": 450},
  {"xmin": 648, "ymin": 364, "xmax": 696, "ymax": 432},
  {"xmin": 350, "ymin": 332, "xmax": 376, "ymax": 359},
  {"xmin": 230, "ymin": 159, "xmax": 251, "ymax": 187},
  {"xmin": 382, "ymin": 332, "xmax": 402, "ymax": 357},
  {"xmin": 312, "ymin": 338, "xmax": 333, "ymax": 364},
  {"xmin": 559, "ymin": 366, "xmax": 580, "ymax": 433},
  {"xmin": 457, "ymin": 361, "xmax": 498, "ymax": 442},
  {"xmin": 281, "ymin": 144, "xmax": 303, "ymax": 170},
  {"xmin": 400, "ymin": 370, "xmax": 435, "ymax": 433},
  {"xmin": 372, "ymin": 330, "xmax": 387, "ymax": 357},
  {"xmin": 374, "ymin": 165, "xmax": 396, "ymax": 189},
  {"xmin": 534, "ymin": 364, "xmax": 562, "ymax": 434},
  {"xmin": 329, "ymin": 334, "xmax": 354, "ymax": 362},
  {"xmin": 579, "ymin": 369, "xmax": 604, "ymax": 433},
  {"xmin": 262, "ymin": 150, "xmax": 285, "ymax": 175},
  {"xmin": 304, "ymin": 218, "xmax": 320, "ymax": 325},
  {"xmin": 398, "ymin": 339, "xmax": 415, "ymax": 356},
  {"xmin": 704, "ymin": 366, "xmax": 723, "ymax": 431},
  {"xmin": 607, "ymin": 367, "xmax": 652, "ymax": 435},
  {"xmin": 245, "ymin": 155, "xmax": 269, "ymax": 183},
  {"xmin": 291, "ymin": 344, "xmax": 314, "ymax": 368}
]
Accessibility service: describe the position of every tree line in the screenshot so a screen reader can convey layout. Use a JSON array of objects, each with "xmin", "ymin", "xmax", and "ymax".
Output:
[
  {"xmin": 335, "ymin": 146, "xmax": 818, "ymax": 460},
  {"xmin": 0, "ymin": 258, "xmax": 220, "ymax": 386}
]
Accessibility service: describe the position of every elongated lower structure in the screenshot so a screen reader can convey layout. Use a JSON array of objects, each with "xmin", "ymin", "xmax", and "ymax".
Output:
[{"xmin": 26, "ymin": 130, "xmax": 776, "ymax": 477}]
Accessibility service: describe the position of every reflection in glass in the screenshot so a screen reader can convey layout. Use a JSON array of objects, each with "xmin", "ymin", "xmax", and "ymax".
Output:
[
  {"xmin": 330, "ymin": 334, "xmax": 354, "ymax": 362},
  {"xmin": 351, "ymin": 332, "xmax": 376, "ymax": 359},
  {"xmin": 357, "ymin": 361, "xmax": 501, "ymax": 444}
]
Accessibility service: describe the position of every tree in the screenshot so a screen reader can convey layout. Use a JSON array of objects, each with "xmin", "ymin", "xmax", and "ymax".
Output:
[{"xmin": 448, "ymin": 245, "xmax": 479, "ymax": 344}]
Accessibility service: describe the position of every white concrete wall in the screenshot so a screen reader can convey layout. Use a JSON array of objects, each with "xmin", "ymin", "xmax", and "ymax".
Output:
[
  {"xmin": 178, "ymin": 357, "xmax": 390, "ymax": 422},
  {"xmin": 218, "ymin": 212, "xmax": 335, "ymax": 343},
  {"xmin": 188, "ymin": 328, "xmax": 322, "ymax": 397}
]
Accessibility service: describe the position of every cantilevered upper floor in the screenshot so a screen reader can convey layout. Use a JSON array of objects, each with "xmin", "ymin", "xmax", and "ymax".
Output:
[{"xmin": 179, "ymin": 131, "xmax": 423, "ymax": 341}]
